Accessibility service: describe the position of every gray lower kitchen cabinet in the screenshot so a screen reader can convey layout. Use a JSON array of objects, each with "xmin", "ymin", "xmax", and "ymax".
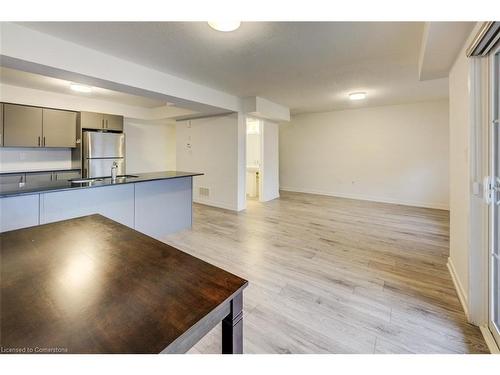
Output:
[
  {"xmin": 103, "ymin": 114, "xmax": 123, "ymax": 131},
  {"xmin": 3, "ymin": 104, "xmax": 43, "ymax": 147},
  {"xmin": 42, "ymin": 109, "xmax": 77, "ymax": 147},
  {"xmin": 0, "ymin": 173, "xmax": 25, "ymax": 185},
  {"xmin": 25, "ymin": 172, "xmax": 53, "ymax": 183},
  {"xmin": 0, "ymin": 103, "xmax": 4, "ymax": 146},
  {"xmin": 0, "ymin": 194, "xmax": 39, "ymax": 233},
  {"xmin": 55, "ymin": 170, "xmax": 81, "ymax": 181}
]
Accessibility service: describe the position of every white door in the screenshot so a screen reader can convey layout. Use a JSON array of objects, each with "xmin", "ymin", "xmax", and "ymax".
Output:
[{"xmin": 489, "ymin": 45, "xmax": 500, "ymax": 346}]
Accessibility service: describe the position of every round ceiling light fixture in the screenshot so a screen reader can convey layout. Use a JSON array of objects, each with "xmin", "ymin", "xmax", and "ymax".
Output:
[
  {"xmin": 349, "ymin": 92, "xmax": 367, "ymax": 101},
  {"xmin": 208, "ymin": 21, "xmax": 241, "ymax": 32},
  {"xmin": 70, "ymin": 83, "xmax": 92, "ymax": 93}
]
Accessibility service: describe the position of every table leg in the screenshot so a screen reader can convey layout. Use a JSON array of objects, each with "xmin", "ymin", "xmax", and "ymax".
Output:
[{"xmin": 222, "ymin": 292, "xmax": 243, "ymax": 354}]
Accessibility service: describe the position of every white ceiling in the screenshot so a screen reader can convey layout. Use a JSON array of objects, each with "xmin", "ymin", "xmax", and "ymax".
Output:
[
  {"xmin": 21, "ymin": 22, "xmax": 455, "ymax": 114},
  {"xmin": 0, "ymin": 66, "xmax": 167, "ymax": 108},
  {"xmin": 418, "ymin": 22, "xmax": 475, "ymax": 81}
]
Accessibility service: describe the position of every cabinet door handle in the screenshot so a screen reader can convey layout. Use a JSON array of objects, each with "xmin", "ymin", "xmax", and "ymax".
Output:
[
  {"xmin": 106, "ymin": 119, "xmax": 108, "ymax": 129},
  {"xmin": 43, "ymin": 136, "xmax": 46, "ymax": 147},
  {"xmin": 102, "ymin": 119, "xmax": 105, "ymax": 129},
  {"xmin": 38, "ymin": 136, "xmax": 41, "ymax": 146}
]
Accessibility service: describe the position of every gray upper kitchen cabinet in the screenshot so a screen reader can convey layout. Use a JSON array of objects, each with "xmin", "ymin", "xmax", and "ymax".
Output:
[
  {"xmin": 3, "ymin": 104, "xmax": 43, "ymax": 147},
  {"xmin": 42, "ymin": 109, "xmax": 77, "ymax": 147},
  {"xmin": 81, "ymin": 111, "xmax": 123, "ymax": 131},
  {"xmin": 80, "ymin": 111, "xmax": 105, "ymax": 130},
  {"xmin": 103, "ymin": 114, "xmax": 123, "ymax": 131},
  {"xmin": 2, "ymin": 104, "xmax": 77, "ymax": 148},
  {"xmin": 0, "ymin": 103, "xmax": 3, "ymax": 146}
]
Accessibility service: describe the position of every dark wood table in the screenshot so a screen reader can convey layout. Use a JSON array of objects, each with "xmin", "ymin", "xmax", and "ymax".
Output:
[{"xmin": 0, "ymin": 214, "xmax": 248, "ymax": 354}]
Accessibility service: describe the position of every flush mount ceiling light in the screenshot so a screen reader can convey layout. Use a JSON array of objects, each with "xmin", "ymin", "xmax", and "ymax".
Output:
[
  {"xmin": 208, "ymin": 21, "xmax": 241, "ymax": 32},
  {"xmin": 349, "ymin": 92, "xmax": 367, "ymax": 101},
  {"xmin": 70, "ymin": 83, "xmax": 92, "ymax": 93}
]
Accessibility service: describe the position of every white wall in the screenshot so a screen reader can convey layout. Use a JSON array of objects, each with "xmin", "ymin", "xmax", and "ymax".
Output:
[
  {"xmin": 124, "ymin": 120, "xmax": 176, "ymax": 174},
  {"xmin": 448, "ymin": 42, "xmax": 471, "ymax": 309},
  {"xmin": 0, "ymin": 84, "xmax": 176, "ymax": 173},
  {"xmin": 261, "ymin": 121, "xmax": 280, "ymax": 202},
  {"xmin": 176, "ymin": 113, "xmax": 246, "ymax": 211},
  {"xmin": 445, "ymin": 24, "xmax": 490, "ymax": 323},
  {"xmin": 280, "ymin": 100, "xmax": 450, "ymax": 209}
]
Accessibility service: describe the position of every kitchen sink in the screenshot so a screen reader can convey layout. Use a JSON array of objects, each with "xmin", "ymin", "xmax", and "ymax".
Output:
[
  {"xmin": 70, "ymin": 178, "xmax": 104, "ymax": 184},
  {"xmin": 69, "ymin": 175, "xmax": 138, "ymax": 184}
]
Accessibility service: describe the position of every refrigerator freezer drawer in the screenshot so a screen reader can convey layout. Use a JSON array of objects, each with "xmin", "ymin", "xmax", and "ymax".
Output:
[
  {"xmin": 83, "ymin": 131, "xmax": 125, "ymax": 159},
  {"xmin": 84, "ymin": 158, "xmax": 125, "ymax": 178}
]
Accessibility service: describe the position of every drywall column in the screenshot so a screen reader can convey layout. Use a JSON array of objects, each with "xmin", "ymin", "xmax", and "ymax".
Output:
[
  {"xmin": 237, "ymin": 113, "xmax": 247, "ymax": 210},
  {"xmin": 260, "ymin": 120, "xmax": 280, "ymax": 202},
  {"xmin": 176, "ymin": 113, "xmax": 246, "ymax": 211}
]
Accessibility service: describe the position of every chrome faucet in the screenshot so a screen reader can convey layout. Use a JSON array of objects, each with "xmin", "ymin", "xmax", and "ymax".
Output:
[{"xmin": 111, "ymin": 161, "xmax": 118, "ymax": 181}]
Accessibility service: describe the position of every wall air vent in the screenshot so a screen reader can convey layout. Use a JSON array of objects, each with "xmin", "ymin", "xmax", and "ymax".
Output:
[{"xmin": 199, "ymin": 187, "xmax": 210, "ymax": 197}]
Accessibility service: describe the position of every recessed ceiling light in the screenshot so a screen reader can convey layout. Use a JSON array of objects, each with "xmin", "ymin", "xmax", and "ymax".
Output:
[
  {"xmin": 349, "ymin": 92, "xmax": 366, "ymax": 101},
  {"xmin": 70, "ymin": 83, "xmax": 92, "ymax": 93},
  {"xmin": 208, "ymin": 21, "xmax": 241, "ymax": 32}
]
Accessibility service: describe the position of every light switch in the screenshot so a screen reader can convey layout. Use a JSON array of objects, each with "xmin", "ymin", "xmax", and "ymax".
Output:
[{"xmin": 472, "ymin": 181, "xmax": 481, "ymax": 196}]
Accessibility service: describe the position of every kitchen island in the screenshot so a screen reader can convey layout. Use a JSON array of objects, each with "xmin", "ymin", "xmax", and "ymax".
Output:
[{"xmin": 0, "ymin": 171, "xmax": 202, "ymax": 239}]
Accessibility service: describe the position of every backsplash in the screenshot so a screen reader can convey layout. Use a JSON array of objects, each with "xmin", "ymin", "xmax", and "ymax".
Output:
[{"xmin": 0, "ymin": 148, "xmax": 72, "ymax": 172}]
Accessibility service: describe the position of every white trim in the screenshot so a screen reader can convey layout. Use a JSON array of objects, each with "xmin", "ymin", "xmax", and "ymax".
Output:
[
  {"xmin": 480, "ymin": 325, "xmax": 500, "ymax": 353},
  {"xmin": 279, "ymin": 186, "xmax": 449, "ymax": 210},
  {"xmin": 447, "ymin": 258, "xmax": 470, "ymax": 320},
  {"xmin": 193, "ymin": 198, "xmax": 239, "ymax": 212},
  {"xmin": 467, "ymin": 52, "xmax": 491, "ymax": 326}
]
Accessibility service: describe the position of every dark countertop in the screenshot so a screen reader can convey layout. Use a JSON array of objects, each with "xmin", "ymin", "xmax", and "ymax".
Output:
[
  {"xmin": 0, "ymin": 171, "xmax": 203, "ymax": 198},
  {"xmin": 0, "ymin": 168, "xmax": 81, "ymax": 175},
  {"xmin": 0, "ymin": 214, "xmax": 247, "ymax": 353}
]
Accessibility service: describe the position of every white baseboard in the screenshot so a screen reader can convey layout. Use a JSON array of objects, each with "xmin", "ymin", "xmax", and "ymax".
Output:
[
  {"xmin": 447, "ymin": 258, "xmax": 470, "ymax": 320},
  {"xmin": 193, "ymin": 198, "xmax": 238, "ymax": 211},
  {"xmin": 279, "ymin": 186, "xmax": 449, "ymax": 210},
  {"xmin": 480, "ymin": 325, "xmax": 500, "ymax": 354}
]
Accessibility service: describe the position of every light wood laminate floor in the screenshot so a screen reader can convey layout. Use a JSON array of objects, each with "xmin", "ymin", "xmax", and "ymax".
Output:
[{"xmin": 164, "ymin": 191, "xmax": 489, "ymax": 354}]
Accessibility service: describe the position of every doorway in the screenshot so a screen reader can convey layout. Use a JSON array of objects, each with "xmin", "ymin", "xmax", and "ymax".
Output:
[{"xmin": 246, "ymin": 117, "xmax": 262, "ymax": 201}]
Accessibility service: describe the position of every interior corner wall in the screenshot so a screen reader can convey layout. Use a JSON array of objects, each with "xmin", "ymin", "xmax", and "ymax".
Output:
[
  {"xmin": 176, "ymin": 113, "xmax": 244, "ymax": 211},
  {"xmin": 447, "ymin": 26, "xmax": 481, "ymax": 314},
  {"xmin": 279, "ymin": 100, "xmax": 450, "ymax": 210},
  {"xmin": 261, "ymin": 120, "xmax": 280, "ymax": 202}
]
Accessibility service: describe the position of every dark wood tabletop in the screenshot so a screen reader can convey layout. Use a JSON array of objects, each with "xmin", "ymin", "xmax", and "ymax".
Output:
[{"xmin": 0, "ymin": 214, "xmax": 248, "ymax": 354}]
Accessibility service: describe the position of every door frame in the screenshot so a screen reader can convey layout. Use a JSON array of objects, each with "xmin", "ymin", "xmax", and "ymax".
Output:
[
  {"xmin": 467, "ymin": 35, "xmax": 500, "ymax": 353},
  {"xmin": 488, "ymin": 43, "xmax": 500, "ymax": 346}
]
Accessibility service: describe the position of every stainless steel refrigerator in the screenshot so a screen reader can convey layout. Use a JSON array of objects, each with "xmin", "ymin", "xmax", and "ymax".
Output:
[{"xmin": 82, "ymin": 131, "xmax": 125, "ymax": 178}]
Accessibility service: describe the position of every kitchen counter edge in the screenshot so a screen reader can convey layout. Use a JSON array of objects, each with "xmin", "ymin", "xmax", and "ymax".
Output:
[{"xmin": 0, "ymin": 171, "xmax": 203, "ymax": 198}]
